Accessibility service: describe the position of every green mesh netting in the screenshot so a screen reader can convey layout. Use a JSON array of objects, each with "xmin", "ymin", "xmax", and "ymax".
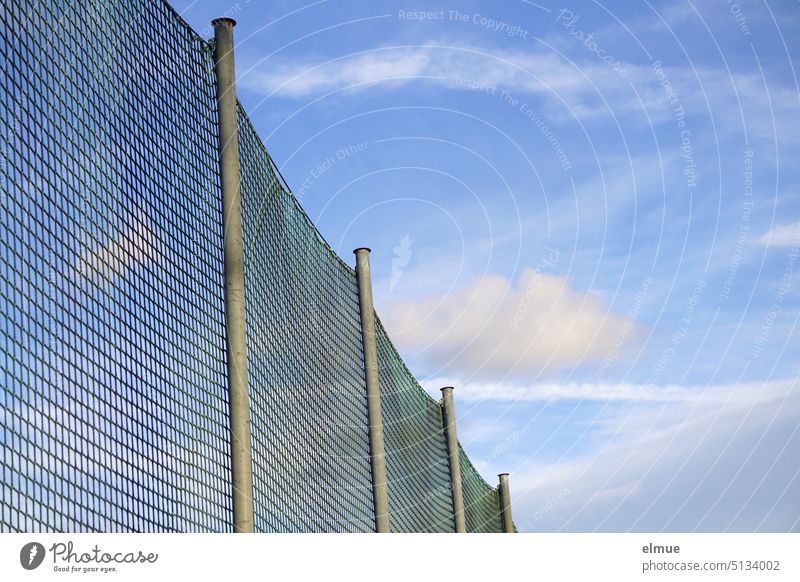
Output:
[
  {"xmin": 0, "ymin": 0, "xmax": 506, "ymax": 533},
  {"xmin": 0, "ymin": 0, "xmax": 231, "ymax": 531}
]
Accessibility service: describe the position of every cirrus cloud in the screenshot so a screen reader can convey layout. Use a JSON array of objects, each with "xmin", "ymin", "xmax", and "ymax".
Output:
[{"xmin": 755, "ymin": 222, "xmax": 800, "ymax": 248}]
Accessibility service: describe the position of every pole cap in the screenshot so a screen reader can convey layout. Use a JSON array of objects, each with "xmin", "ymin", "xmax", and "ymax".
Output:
[
  {"xmin": 440, "ymin": 386, "xmax": 454, "ymax": 392},
  {"xmin": 498, "ymin": 472, "xmax": 510, "ymax": 477},
  {"xmin": 353, "ymin": 247, "xmax": 372, "ymax": 254},
  {"xmin": 212, "ymin": 17, "xmax": 237, "ymax": 28}
]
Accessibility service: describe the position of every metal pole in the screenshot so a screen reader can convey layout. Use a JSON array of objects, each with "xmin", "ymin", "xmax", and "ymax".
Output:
[
  {"xmin": 212, "ymin": 17, "xmax": 254, "ymax": 533},
  {"xmin": 353, "ymin": 248, "xmax": 390, "ymax": 533},
  {"xmin": 440, "ymin": 386, "xmax": 466, "ymax": 532},
  {"xmin": 498, "ymin": 473, "xmax": 514, "ymax": 533}
]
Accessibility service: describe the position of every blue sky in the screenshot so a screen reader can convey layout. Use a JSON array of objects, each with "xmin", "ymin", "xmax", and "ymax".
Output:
[{"xmin": 171, "ymin": 0, "xmax": 799, "ymax": 531}]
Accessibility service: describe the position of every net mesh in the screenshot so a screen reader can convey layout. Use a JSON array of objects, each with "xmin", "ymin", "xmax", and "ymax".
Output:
[
  {"xmin": 460, "ymin": 446, "xmax": 504, "ymax": 533},
  {"xmin": 0, "ymin": 0, "xmax": 232, "ymax": 532},
  {"xmin": 237, "ymin": 107, "xmax": 375, "ymax": 532},
  {"xmin": 374, "ymin": 320, "xmax": 455, "ymax": 532},
  {"xmin": 0, "ymin": 0, "xmax": 506, "ymax": 533}
]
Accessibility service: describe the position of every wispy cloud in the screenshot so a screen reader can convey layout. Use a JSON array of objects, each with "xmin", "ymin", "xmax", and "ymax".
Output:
[
  {"xmin": 382, "ymin": 268, "xmax": 636, "ymax": 379},
  {"xmin": 242, "ymin": 41, "xmax": 800, "ymax": 139},
  {"xmin": 503, "ymin": 377, "xmax": 800, "ymax": 531},
  {"xmin": 241, "ymin": 43, "xmax": 650, "ymax": 120},
  {"xmin": 420, "ymin": 378, "xmax": 793, "ymax": 404},
  {"xmin": 250, "ymin": 48, "xmax": 434, "ymax": 97},
  {"xmin": 755, "ymin": 222, "xmax": 800, "ymax": 248}
]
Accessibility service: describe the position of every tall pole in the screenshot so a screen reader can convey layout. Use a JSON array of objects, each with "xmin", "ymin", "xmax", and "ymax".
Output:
[
  {"xmin": 354, "ymin": 248, "xmax": 390, "ymax": 533},
  {"xmin": 440, "ymin": 387, "xmax": 465, "ymax": 532},
  {"xmin": 212, "ymin": 17, "xmax": 254, "ymax": 533},
  {"xmin": 498, "ymin": 473, "xmax": 514, "ymax": 533}
]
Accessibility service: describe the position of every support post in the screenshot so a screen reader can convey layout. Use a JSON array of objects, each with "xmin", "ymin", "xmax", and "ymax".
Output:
[
  {"xmin": 212, "ymin": 17, "xmax": 254, "ymax": 533},
  {"xmin": 354, "ymin": 248, "xmax": 390, "ymax": 533},
  {"xmin": 498, "ymin": 473, "xmax": 514, "ymax": 533},
  {"xmin": 440, "ymin": 387, "xmax": 466, "ymax": 532}
]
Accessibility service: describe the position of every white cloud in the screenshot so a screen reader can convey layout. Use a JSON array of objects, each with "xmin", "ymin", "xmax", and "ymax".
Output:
[
  {"xmin": 755, "ymin": 222, "xmax": 800, "ymax": 248},
  {"xmin": 77, "ymin": 210, "xmax": 156, "ymax": 285},
  {"xmin": 382, "ymin": 268, "xmax": 636, "ymax": 379}
]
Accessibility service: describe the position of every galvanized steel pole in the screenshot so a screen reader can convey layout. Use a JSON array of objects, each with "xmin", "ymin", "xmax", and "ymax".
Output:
[
  {"xmin": 354, "ymin": 248, "xmax": 390, "ymax": 533},
  {"xmin": 440, "ymin": 386, "xmax": 466, "ymax": 532},
  {"xmin": 212, "ymin": 17, "xmax": 255, "ymax": 533},
  {"xmin": 498, "ymin": 473, "xmax": 514, "ymax": 533}
]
